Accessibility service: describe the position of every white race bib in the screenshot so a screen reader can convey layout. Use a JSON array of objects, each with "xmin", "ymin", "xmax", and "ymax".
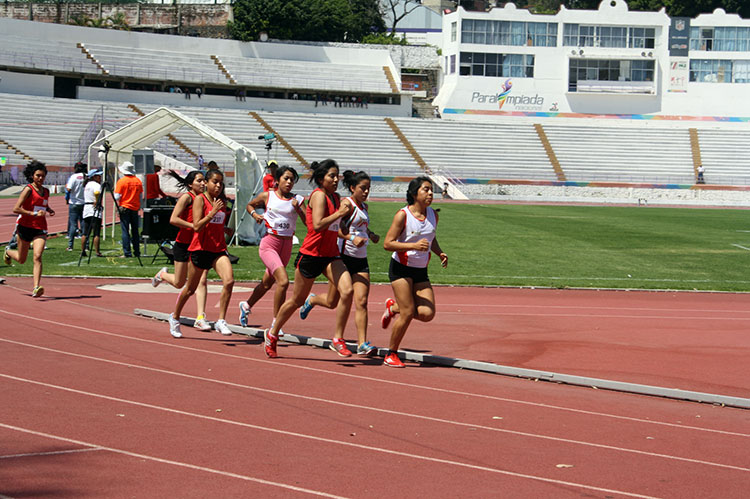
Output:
[{"xmin": 210, "ymin": 211, "xmax": 226, "ymax": 224}]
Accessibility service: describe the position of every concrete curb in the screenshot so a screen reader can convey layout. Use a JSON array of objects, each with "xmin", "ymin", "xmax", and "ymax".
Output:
[{"xmin": 134, "ymin": 308, "xmax": 750, "ymax": 410}]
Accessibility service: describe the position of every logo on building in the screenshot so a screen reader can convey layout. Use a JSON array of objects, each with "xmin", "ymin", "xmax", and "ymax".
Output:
[
  {"xmin": 498, "ymin": 79, "xmax": 513, "ymax": 109},
  {"xmin": 675, "ymin": 20, "xmax": 685, "ymax": 31}
]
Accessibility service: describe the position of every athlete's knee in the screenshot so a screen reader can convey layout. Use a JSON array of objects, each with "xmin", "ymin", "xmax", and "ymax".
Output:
[
  {"xmin": 276, "ymin": 274, "xmax": 289, "ymax": 289},
  {"xmin": 354, "ymin": 293, "xmax": 368, "ymax": 310},
  {"xmin": 418, "ymin": 308, "xmax": 436, "ymax": 322},
  {"xmin": 223, "ymin": 277, "xmax": 235, "ymax": 289}
]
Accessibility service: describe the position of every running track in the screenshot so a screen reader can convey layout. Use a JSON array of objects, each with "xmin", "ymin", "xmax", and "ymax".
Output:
[{"xmin": 1, "ymin": 276, "xmax": 748, "ymax": 497}]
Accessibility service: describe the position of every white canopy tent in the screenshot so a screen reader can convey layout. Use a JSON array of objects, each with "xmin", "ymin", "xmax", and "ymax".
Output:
[{"xmin": 86, "ymin": 107, "xmax": 264, "ymax": 246}]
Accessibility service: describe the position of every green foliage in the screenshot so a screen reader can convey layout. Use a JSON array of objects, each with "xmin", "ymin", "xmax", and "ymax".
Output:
[
  {"xmin": 361, "ymin": 32, "xmax": 409, "ymax": 45},
  {"xmin": 67, "ymin": 12, "xmax": 129, "ymax": 31},
  {"xmin": 5, "ymin": 202, "xmax": 750, "ymax": 292},
  {"xmin": 230, "ymin": 0, "xmax": 385, "ymax": 43}
]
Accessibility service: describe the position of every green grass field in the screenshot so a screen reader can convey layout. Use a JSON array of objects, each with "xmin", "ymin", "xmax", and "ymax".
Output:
[{"xmin": 2, "ymin": 201, "xmax": 749, "ymax": 292}]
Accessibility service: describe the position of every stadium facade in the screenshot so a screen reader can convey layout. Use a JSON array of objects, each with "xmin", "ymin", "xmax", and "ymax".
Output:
[{"xmin": 434, "ymin": 1, "xmax": 750, "ymax": 121}]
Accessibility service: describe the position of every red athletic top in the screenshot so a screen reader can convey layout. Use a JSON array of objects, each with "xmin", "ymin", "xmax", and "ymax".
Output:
[
  {"xmin": 188, "ymin": 193, "xmax": 227, "ymax": 253},
  {"xmin": 17, "ymin": 184, "xmax": 49, "ymax": 230},
  {"xmin": 174, "ymin": 192, "xmax": 195, "ymax": 245},
  {"xmin": 299, "ymin": 188, "xmax": 340, "ymax": 258}
]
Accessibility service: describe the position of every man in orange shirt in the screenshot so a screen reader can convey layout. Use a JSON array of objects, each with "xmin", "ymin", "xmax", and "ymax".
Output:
[{"xmin": 114, "ymin": 161, "xmax": 143, "ymax": 258}]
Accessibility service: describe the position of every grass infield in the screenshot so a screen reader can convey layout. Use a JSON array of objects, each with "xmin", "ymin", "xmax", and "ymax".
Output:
[{"xmin": 2, "ymin": 201, "xmax": 749, "ymax": 292}]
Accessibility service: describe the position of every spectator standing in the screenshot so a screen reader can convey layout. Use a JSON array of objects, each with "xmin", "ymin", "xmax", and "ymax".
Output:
[
  {"xmin": 145, "ymin": 165, "xmax": 167, "ymax": 206},
  {"xmin": 196, "ymin": 87, "xmax": 202, "ymax": 99},
  {"xmin": 114, "ymin": 161, "xmax": 143, "ymax": 258},
  {"xmin": 81, "ymin": 169, "xmax": 103, "ymax": 257},
  {"xmin": 697, "ymin": 164, "xmax": 705, "ymax": 184},
  {"xmin": 263, "ymin": 160, "xmax": 279, "ymax": 192},
  {"xmin": 198, "ymin": 155, "xmax": 205, "ymax": 169},
  {"xmin": 184, "ymin": 87, "xmax": 191, "ymax": 100},
  {"xmin": 65, "ymin": 162, "xmax": 87, "ymax": 251}
]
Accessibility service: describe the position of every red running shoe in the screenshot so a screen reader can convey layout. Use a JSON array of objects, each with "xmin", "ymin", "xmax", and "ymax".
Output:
[
  {"xmin": 383, "ymin": 352, "xmax": 405, "ymax": 368},
  {"xmin": 329, "ymin": 338, "xmax": 352, "ymax": 357},
  {"xmin": 381, "ymin": 298, "xmax": 395, "ymax": 329},
  {"xmin": 264, "ymin": 329, "xmax": 278, "ymax": 358}
]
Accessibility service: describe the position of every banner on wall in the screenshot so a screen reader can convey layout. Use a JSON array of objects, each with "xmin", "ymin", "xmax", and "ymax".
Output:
[
  {"xmin": 668, "ymin": 57, "xmax": 689, "ymax": 93},
  {"xmin": 669, "ymin": 18, "xmax": 691, "ymax": 56}
]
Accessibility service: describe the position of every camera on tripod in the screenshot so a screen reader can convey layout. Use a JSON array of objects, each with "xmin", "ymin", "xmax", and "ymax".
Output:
[{"xmin": 258, "ymin": 133, "xmax": 275, "ymax": 151}]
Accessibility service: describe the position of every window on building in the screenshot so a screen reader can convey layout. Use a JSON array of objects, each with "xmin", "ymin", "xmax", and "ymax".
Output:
[
  {"xmin": 690, "ymin": 59, "xmax": 735, "ymax": 82},
  {"xmin": 451, "ymin": 22, "xmax": 457, "ymax": 42},
  {"xmin": 450, "ymin": 54, "xmax": 456, "ymax": 74},
  {"xmin": 628, "ymin": 27, "xmax": 655, "ymax": 49},
  {"xmin": 460, "ymin": 52, "xmax": 534, "ymax": 78},
  {"xmin": 568, "ymin": 58, "xmax": 655, "ymax": 90},
  {"xmin": 564, "ymin": 24, "xmax": 655, "ymax": 49},
  {"xmin": 462, "ymin": 19, "xmax": 557, "ymax": 47}
]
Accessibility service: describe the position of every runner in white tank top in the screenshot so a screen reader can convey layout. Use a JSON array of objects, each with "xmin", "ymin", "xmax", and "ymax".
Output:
[
  {"xmin": 264, "ymin": 189, "xmax": 305, "ymax": 237},
  {"xmin": 299, "ymin": 170, "xmax": 381, "ymax": 357},
  {"xmin": 391, "ymin": 205, "xmax": 437, "ymax": 268},
  {"xmin": 339, "ymin": 195, "xmax": 370, "ymax": 258},
  {"xmin": 238, "ymin": 166, "xmax": 306, "ymax": 336},
  {"xmin": 381, "ymin": 176, "xmax": 448, "ymax": 368}
]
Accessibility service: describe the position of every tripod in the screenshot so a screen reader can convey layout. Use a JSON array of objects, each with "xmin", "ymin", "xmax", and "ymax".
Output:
[{"xmin": 79, "ymin": 142, "xmax": 143, "ymax": 266}]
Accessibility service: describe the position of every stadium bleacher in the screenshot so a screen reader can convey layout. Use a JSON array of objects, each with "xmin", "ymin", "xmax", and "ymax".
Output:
[
  {"xmin": 5, "ymin": 92, "xmax": 747, "ymax": 189},
  {"xmin": 543, "ymin": 124, "xmax": 696, "ymax": 185}
]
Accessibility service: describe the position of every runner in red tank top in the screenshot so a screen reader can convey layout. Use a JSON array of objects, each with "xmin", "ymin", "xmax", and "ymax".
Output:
[
  {"xmin": 168, "ymin": 169, "xmax": 235, "ymax": 338},
  {"xmin": 151, "ymin": 170, "xmax": 211, "ymax": 332},
  {"xmin": 264, "ymin": 159, "xmax": 355, "ymax": 359},
  {"xmin": 4, "ymin": 161, "xmax": 56, "ymax": 298}
]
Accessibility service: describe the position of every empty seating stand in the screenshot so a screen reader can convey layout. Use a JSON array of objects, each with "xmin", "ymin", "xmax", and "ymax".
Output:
[
  {"xmin": 0, "ymin": 34, "xmax": 99, "ymax": 75},
  {"xmin": 542, "ymin": 123, "xmax": 695, "ymax": 184}
]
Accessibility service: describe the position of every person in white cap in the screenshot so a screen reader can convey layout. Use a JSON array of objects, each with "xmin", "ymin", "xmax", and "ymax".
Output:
[
  {"xmin": 81, "ymin": 169, "xmax": 103, "ymax": 257},
  {"xmin": 114, "ymin": 161, "xmax": 143, "ymax": 258}
]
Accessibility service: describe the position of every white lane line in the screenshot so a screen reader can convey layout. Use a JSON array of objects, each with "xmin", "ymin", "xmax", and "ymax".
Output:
[
  {"xmin": 0, "ymin": 447, "xmax": 103, "ymax": 460},
  {"xmin": 0, "ymin": 378, "xmax": 663, "ymax": 499},
  {"xmin": 1, "ymin": 340, "xmax": 747, "ymax": 472},
  {"xmin": 731, "ymin": 244, "xmax": 750, "ymax": 252},
  {"xmin": 0, "ymin": 422, "xmax": 347, "ymax": 499},
  {"xmin": 0, "ymin": 307, "xmax": 745, "ymax": 439}
]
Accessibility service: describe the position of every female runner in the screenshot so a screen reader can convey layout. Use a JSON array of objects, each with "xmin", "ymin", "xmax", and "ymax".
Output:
[
  {"xmin": 168, "ymin": 169, "xmax": 234, "ymax": 338},
  {"xmin": 380, "ymin": 176, "xmax": 448, "ymax": 367},
  {"xmin": 4, "ymin": 161, "xmax": 56, "ymax": 298},
  {"xmin": 238, "ymin": 166, "xmax": 305, "ymax": 333},
  {"xmin": 263, "ymin": 159, "xmax": 353, "ymax": 358},
  {"xmin": 152, "ymin": 170, "xmax": 211, "ymax": 332},
  {"xmin": 298, "ymin": 170, "xmax": 380, "ymax": 356}
]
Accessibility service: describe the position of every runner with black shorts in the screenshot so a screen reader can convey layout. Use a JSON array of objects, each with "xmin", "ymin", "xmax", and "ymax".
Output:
[
  {"xmin": 152, "ymin": 170, "xmax": 211, "ymax": 332},
  {"xmin": 4, "ymin": 161, "xmax": 55, "ymax": 298},
  {"xmin": 263, "ymin": 159, "xmax": 353, "ymax": 358},
  {"xmin": 381, "ymin": 176, "xmax": 448, "ymax": 368},
  {"xmin": 298, "ymin": 170, "xmax": 380, "ymax": 357},
  {"xmin": 168, "ymin": 169, "xmax": 234, "ymax": 338}
]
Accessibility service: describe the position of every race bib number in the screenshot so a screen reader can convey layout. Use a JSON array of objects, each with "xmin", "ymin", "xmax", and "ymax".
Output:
[
  {"xmin": 210, "ymin": 212, "xmax": 226, "ymax": 224},
  {"xmin": 328, "ymin": 220, "xmax": 340, "ymax": 232},
  {"xmin": 33, "ymin": 205, "xmax": 46, "ymax": 214},
  {"xmin": 274, "ymin": 222, "xmax": 291, "ymax": 231}
]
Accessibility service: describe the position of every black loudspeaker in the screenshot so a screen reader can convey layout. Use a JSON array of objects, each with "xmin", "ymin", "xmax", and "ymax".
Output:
[{"xmin": 142, "ymin": 207, "xmax": 178, "ymax": 241}]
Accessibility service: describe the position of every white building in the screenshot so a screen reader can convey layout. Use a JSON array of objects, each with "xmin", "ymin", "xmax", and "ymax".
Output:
[{"xmin": 434, "ymin": 1, "xmax": 750, "ymax": 121}]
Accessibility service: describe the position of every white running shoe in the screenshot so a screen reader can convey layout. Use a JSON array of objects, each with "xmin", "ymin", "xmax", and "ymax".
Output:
[
  {"xmin": 168, "ymin": 314, "xmax": 182, "ymax": 338},
  {"xmin": 238, "ymin": 301, "xmax": 251, "ymax": 327},
  {"xmin": 152, "ymin": 267, "xmax": 167, "ymax": 288},
  {"xmin": 194, "ymin": 316, "xmax": 212, "ymax": 331},
  {"xmin": 215, "ymin": 319, "xmax": 232, "ymax": 336}
]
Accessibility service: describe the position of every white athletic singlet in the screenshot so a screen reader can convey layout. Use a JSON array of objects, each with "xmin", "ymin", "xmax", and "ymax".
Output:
[
  {"xmin": 264, "ymin": 190, "xmax": 303, "ymax": 237},
  {"xmin": 339, "ymin": 196, "xmax": 369, "ymax": 259},
  {"xmin": 391, "ymin": 206, "xmax": 437, "ymax": 269}
]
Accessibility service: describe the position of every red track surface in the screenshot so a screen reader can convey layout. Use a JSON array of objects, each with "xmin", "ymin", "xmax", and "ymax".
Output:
[
  {"xmin": 1, "ymin": 276, "xmax": 749, "ymax": 497},
  {"xmin": 0, "ymin": 194, "xmax": 77, "ymax": 241}
]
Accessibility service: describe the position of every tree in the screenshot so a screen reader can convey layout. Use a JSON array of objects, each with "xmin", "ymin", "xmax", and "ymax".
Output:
[
  {"xmin": 229, "ymin": 0, "xmax": 385, "ymax": 43},
  {"xmin": 380, "ymin": 0, "xmax": 423, "ymax": 34}
]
